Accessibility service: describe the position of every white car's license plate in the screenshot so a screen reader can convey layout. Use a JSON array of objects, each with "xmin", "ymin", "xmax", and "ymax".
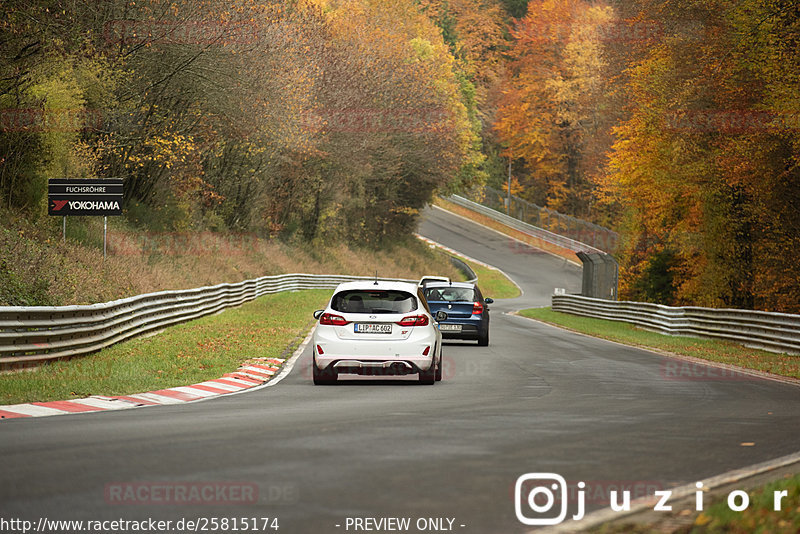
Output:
[
  {"xmin": 439, "ymin": 324, "xmax": 462, "ymax": 332},
  {"xmin": 355, "ymin": 323, "xmax": 392, "ymax": 334}
]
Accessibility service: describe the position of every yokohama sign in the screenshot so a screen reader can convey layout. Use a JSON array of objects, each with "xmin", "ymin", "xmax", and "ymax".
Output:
[{"xmin": 48, "ymin": 179, "xmax": 123, "ymax": 216}]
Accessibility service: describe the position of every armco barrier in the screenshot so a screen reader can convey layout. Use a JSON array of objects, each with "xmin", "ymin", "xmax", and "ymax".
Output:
[
  {"xmin": 449, "ymin": 256, "xmax": 477, "ymax": 283},
  {"xmin": 552, "ymin": 294, "xmax": 800, "ymax": 355},
  {"xmin": 0, "ymin": 274, "xmax": 414, "ymax": 369},
  {"xmin": 454, "ymin": 186, "xmax": 620, "ymax": 253},
  {"xmin": 447, "ymin": 195, "xmax": 603, "ymax": 254}
]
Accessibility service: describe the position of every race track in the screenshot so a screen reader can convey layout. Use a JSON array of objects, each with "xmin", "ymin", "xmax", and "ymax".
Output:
[{"xmin": 1, "ymin": 206, "xmax": 798, "ymax": 533}]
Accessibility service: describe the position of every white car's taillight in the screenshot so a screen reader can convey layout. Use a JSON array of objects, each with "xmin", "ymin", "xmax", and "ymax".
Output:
[
  {"xmin": 396, "ymin": 315, "xmax": 429, "ymax": 327},
  {"xmin": 319, "ymin": 313, "xmax": 349, "ymax": 326}
]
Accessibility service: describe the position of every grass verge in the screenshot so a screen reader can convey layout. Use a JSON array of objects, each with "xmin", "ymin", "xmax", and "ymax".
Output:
[
  {"xmin": 0, "ymin": 290, "xmax": 331, "ymax": 405},
  {"xmin": 519, "ymin": 307, "xmax": 800, "ymax": 379},
  {"xmin": 458, "ymin": 257, "xmax": 521, "ymax": 299},
  {"xmin": 688, "ymin": 473, "xmax": 800, "ymax": 534},
  {"xmin": 590, "ymin": 472, "xmax": 800, "ymax": 534}
]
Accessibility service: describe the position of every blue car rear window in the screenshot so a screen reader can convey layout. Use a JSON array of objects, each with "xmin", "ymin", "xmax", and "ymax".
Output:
[{"xmin": 424, "ymin": 287, "xmax": 476, "ymax": 302}]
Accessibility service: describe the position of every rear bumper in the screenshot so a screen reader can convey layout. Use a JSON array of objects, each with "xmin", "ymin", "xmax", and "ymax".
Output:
[
  {"xmin": 315, "ymin": 356, "xmax": 435, "ymax": 375},
  {"xmin": 440, "ymin": 321, "xmax": 486, "ymax": 340},
  {"xmin": 313, "ymin": 329, "xmax": 436, "ymax": 374},
  {"xmin": 329, "ymin": 360, "xmax": 425, "ymax": 376}
]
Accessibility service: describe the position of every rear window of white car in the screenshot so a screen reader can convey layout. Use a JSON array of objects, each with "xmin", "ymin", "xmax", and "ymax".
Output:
[{"xmin": 332, "ymin": 290, "xmax": 418, "ymax": 314}]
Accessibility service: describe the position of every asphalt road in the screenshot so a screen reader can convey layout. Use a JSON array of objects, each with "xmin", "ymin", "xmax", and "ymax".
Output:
[{"xmin": 1, "ymin": 206, "xmax": 798, "ymax": 533}]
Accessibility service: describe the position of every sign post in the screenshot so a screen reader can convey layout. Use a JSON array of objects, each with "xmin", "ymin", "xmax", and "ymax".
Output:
[
  {"xmin": 48, "ymin": 179, "xmax": 124, "ymax": 260},
  {"xmin": 506, "ymin": 150, "xmax": 512, "ymax": 215}
]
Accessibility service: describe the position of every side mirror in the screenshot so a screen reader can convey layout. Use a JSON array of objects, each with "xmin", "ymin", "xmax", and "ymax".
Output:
[
  {"xmin": 485, "ymin": 298, "xmax": 494, "ymax": 304},
  {"xmin": 313, "ymin": 310, "xmax": 324, "ymax": 320},
  {"xmin": 435, "ymin": 310, "xmax": 448, "ymax": 322}
]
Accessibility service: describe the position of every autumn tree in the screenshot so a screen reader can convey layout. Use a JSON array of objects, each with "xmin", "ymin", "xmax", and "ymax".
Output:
[
  {"xmin": 2, "ymin": 0, "xmax": 484, "ymax": 244},
  {"xmin": 494, "ymin": 0, "xmax": 615, "ymax": 217},
  {"xmin": 604, "ymin": 0, "xmax": 800, "ymax": 312}
]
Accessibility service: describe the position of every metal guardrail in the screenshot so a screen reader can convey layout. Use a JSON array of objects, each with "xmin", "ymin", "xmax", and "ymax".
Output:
[
  {"xmin": 457, "ymin": 186, "xmax": 620, "ymax": 253},
  {"xmin": 552, "ymin": 294, "xmax": 800, "ymax": 355},
  {"xmin": 447, "ymin": 195, "xmax": 604, "ymax": 254},
  {"xmin": 449, "ymin": 256, "xmax": 477, "ymax": 283},
  {"xmin": 0, "ymin": 274, "xmax": 414, "ymax": 369}
]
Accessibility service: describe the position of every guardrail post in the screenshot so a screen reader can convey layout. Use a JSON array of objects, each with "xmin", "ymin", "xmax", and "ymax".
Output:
[{"xmin": 605, "ymin": 255, "xmax": 619, "ymax": 301}]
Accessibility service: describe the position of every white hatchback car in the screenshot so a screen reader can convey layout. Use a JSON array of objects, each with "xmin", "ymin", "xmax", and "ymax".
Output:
[{"xmin": 311, "ymin": 281, "xmax": 446, "ymax": 385}]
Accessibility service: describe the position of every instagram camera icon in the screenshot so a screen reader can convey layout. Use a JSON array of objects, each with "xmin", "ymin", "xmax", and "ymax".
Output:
[{"xmin": 515, "ymin": 473, "xmax": 568, "ymax": 526}]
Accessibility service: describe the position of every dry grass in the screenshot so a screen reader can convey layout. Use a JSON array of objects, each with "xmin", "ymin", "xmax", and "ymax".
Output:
[{"xmin": 0, "ymin": 209, "xmax": 460, "ymax": 306}]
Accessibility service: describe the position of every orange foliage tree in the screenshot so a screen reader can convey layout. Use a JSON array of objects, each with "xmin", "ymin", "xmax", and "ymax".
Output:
[
  {"xmin": 604, "ymin": 0, "xmax": 800, "ymax": 312},
  {"xmin": 494, "ymin": 0, "xmax": 616, "ymax": 217}
]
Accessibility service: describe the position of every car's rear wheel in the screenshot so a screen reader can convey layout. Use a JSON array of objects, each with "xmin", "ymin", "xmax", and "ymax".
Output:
[
  {"xmin": 419, "ymin": 362, "xmax": 435, "ymax": 385},
  {"xmin": 435, "ymin": 354, "xmax": 443, "ymax": 382},
  {"xmin": 478, "ymin": 329, "xmax": 489, "ymax": 346},
  {"xmin": 313, "ymin": 359, "xmax": 338, "ymax": 385}
]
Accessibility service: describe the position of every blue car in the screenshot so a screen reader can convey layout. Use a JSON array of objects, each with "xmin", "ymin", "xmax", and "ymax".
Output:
[{"xmin": 422, "ymin": 282, "xmax": 493, "ymax": 346}]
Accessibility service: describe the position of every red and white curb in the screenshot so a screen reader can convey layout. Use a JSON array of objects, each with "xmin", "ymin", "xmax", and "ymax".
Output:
[{"xmin": 0, "ymin": 358, "xmax": 285, "ymax": 420}]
